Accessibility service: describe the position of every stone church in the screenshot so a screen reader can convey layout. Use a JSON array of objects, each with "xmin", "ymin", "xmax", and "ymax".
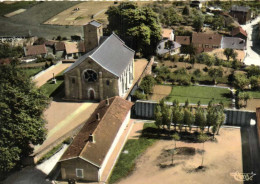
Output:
[{"xmin": 64, "ymin": 20, "xmax": 135, "ymax": 101}]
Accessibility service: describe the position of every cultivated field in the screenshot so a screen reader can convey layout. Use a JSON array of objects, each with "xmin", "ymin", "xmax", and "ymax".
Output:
[
  {"xmin": 0, "ymin": 2, "xmax": 82, "ymax": 39},
  {"xmin": 118, "ymin": 127, "xmax": 243, "ymax": 184},
  {"xmin": 150, "ymin": 85, "xmax": 172, "ymax": 101},
  {"xmin": 44, "ymin": 2, "xmax": 116, "ymax": 26}
]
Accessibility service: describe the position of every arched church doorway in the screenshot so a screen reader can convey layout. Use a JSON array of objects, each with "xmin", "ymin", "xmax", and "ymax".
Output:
[{"xmin": 89, "ymin": 89, "xmax": 95, "ymax": 100}]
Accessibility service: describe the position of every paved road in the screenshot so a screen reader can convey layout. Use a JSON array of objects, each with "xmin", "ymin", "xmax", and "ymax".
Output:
[{"xmin": 241, "ymin": 16, "xmax": 260, "ymax": 66}]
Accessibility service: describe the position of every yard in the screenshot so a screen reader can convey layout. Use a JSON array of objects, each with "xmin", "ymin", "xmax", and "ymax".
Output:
[
  {"xmin": 165, "ymin": 85, "xmax": 231, "ymax": 106},
  {"xmin": 22, "ymin": 67, "xmax": 43, "ymax": 78},
  {"xmin": 113, "ymin": 123, "xmax": 243, "ymax": 184},
  {"xmin": 40, "ymin": 71, "xmax": 64, "ymax": 97}
]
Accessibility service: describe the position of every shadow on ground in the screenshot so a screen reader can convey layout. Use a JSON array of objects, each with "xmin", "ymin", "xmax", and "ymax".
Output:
[
  {"xmin": 240, "ymin": 126, "xmax": 260, "ymax": 184},
  {"xmin": 252, "ymin": 24, "xmax": 260, "ymax": 55}
]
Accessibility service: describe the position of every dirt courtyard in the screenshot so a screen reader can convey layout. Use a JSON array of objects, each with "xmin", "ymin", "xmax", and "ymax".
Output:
[
  {"xmin": 150, "ymin": 85, "xmax": 172, "ymax": 101},
  {"xmin": 119, "ymin": 127, "xmax": 243, "ymax": 184}
]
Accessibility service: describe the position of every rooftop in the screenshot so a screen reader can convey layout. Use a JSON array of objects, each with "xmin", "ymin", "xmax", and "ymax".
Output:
[
  {"xmin": 175, "ymin": 36, "xmax": 191, "ymax": 45},
  {"xmin": 231, "ymin": 5, "xmax": 250, "ymax": 13},
  {"xmin": 64, "ymin": 33, "xmax": 135, "ymax": 77},
  {"xmin": 157, "ymin": 40, "xmax": 181, "ymax": 55},
  {"xmin": 192, "ymin": 33, "xmax": 222, "ymax": 46},
  {"xmin": 24, "ymin": 45, "xmax": 47, "ymax": 56},
  {"xmin": 162, "ymin": 29, "xmax": 173, "ymax": 39},
  {"xmin": 59, "ymin": 96, "xmax": 133, "ymax": 166},
  {"xmin": 89, "ymin": 20, "xmax": 102, "ymax": 28},
  {"xmin": 231, "ymin": 26, "xmax": 247, "ymax": 38},
  {"xmin": 221, "ymin": 37, "xmax": 246, "ymax": 50}
]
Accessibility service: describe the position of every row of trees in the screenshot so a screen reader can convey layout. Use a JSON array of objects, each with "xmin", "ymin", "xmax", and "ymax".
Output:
[{"xmin": 154, "ymin": 99, "xmax": 225, "ymax": 138}]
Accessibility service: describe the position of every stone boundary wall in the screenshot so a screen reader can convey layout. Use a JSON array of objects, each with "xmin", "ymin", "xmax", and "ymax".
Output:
[
  {"xmin": 257, "ymin": 108, "xmax": 260, "ymax": 148},
  {"xmin": 137, "ymin": 56, "xmax": 154, "ymax": 86},
  {"xmin": 133, "ymin": 100, "xmax": 256, "ymax": 127},
  {"xmin": 31, "ymin": 61, "xmax": 62, "ymax": 80}
]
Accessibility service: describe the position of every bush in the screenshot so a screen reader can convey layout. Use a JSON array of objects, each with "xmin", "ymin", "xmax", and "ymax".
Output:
[
  {"xmin": 140, "ymin": 75, "xmax": 156, "ymax": 94},
  {"xmin": 203, "ymin": 67, "xmax": 208, "ymax": 72},
  {"xmin": 133, "ymin": 90, "xmax": 146, "ymax": 100}
]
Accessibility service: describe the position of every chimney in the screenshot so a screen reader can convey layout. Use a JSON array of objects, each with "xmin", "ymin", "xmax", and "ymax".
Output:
[
  {"xmin": 89, "ymin": 133, "xmax": 95, "ymax": 143},
  {"xmin": 106, "ymin": 97, "xmax": 109, "ymax": 106},
  {"xmin": 96, "ymin": 113, "xmax": 100, "ymax": 121}
]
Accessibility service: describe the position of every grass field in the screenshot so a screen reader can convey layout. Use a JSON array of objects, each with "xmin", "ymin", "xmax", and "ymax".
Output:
[
  {"xmin": 0, "ymin": 1, "xmax": 38, "ymax": 16},
  {"xmin": 22, "ymin": 67, "xmax": 43, "ymax": 77},
  {"xmin": 108, "ymin": 123, "xmax": 157, "ymax": 184},
  {"xmin": 247, "ymin": 91, "xmax": 260, "ymax": 99},
  {"xmin": 165, "ymin": 85, "xmax": 231, "ymax": 106},
  {"xmin": 40, "ymin": 70, "xmax": 64, "ymax": 97}
]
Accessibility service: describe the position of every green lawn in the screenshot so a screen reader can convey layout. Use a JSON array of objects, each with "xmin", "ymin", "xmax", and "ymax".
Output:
[
  {"xmin": 40, "ymin": 71, "xmax": 64, "ymax": 97},
  {"xmin": 0, "ymin": 1, "xmax": 38, "ymax": 16},
  {"xmin": 108, "ymin": 123, "xmax": 157, "ymax": 184},
  {"xmin": 166, "ymin": 85, "xmax": 231, "ymax": 106},
  {"xmin": 247, "ymin": 91, "xmax": 260, "ymax": 99},
  {"xmin": 22, "ymin": 67, "xmax": 43, "ymax": 78}
]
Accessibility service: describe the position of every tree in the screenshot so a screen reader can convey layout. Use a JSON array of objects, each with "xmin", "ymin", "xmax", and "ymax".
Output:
[
  {"xmin": 224, "ymin": 48, "xmax": 237, "ymax": 61},
  {"xmin": 0, "ymin": 64, "xmax": 50, "ymax": 176},
  {"xmin": 250, "ymin": 76, "xmax": 260, "ymax": 90},
  {"xmin": 0, "ymin": 43, "xmax": 23, "ymax": 59},
  {"xmin": 197, "ymin": 133, "xmax": 209, "ymax": 167},
  {"xmin": 238, "ymin": 92, "xmax": 252, "ymax": 107},
  {"xmin": 154, "ymin": 105, "xmax": 163, "ymax": 130},
  {"xmin": 172, "ymin": 132, "xmax": 180, "ymax": 148},
  {"xmin": 208, "ymin": 67, "xmax": 223, "ymax": 84},
  {"xmin": 233, "ymin": 73, "xmax": 250, "ymax": 91},
  {"xmin": 140, "ymin": 75, "xmax": 156, "ymax": 94},
  {"xmin": 106, "ymin": 2, "xmax": 161, "ymax": 56},
  {"xmin": 183, "ymin": 109, "xmax": 194, "ymax": 132},
  {"xmin": 182, "ymin": 5, "xmax": 190, "ymax": 15},
  {"xmin": 172, "ymin": 106, "xmax": 183, "ymax": 131},
  {"xmin": 184, "ymin": 99, "xmax": 189, "ymax": 108},
  {"xmin": 195, "ymin": 108, "xmax": 206, "ymax": 132},
  {"xmin": 246, "ymin": 65, "xmax": 260, "ymax": 77},
  {"xmin": 193, "ymin": 13, "xmax": 204, "ymax": 32}
]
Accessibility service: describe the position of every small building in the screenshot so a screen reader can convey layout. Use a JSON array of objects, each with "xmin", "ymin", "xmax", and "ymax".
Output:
[
  {"xmin": 162, "ymin": 28, "xmax": 174, "ymax": 41},
  {"xmin": 175, "ymin": 36, "xmax": 191, "ymax": 46},
  {"xmin": 192, "ymin": 33, "xmax": 222, "ymax": 53},
  {"xmin": 64, "ymin": 41, "xmax": 85, "ymax": 59},
  {"xmin": 59, "ymin": 96, "xmax": 133, "ymax": 182},
  {"xmin": 24, "ymin": 45, "xmax": 47, "ymax": 57},
  {"xmin": 231, "ymin": 26, "xmax": 247, "ymax": 41},
  {"xmin": 156, "ymin": 40, "xmax": 181, "ymax": 56},
  {"xmin": 230, "ymin": 5, "xmax": 251, "ymax": 25},
  {"xmin": 54, "ymin": 42, "xmax": 66, "ymax": 58},
  {"xmin": 221, "ymin": 37, "xmax": 246, "ymax": 50}
]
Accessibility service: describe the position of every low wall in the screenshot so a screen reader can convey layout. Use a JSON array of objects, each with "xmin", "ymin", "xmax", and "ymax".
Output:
[{"xmin": 133, "ymin": 100, "xmax": 256, "ymax": 127}]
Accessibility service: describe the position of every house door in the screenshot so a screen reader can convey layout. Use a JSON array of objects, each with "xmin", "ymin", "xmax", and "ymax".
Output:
[{"xmin": 89, "ymin": 89, "xmax": 95, "ymax": 100}]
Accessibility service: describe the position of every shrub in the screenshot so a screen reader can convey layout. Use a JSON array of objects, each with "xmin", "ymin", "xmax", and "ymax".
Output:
[
  {"xmin": 133, "ymin": 90, "xmax": 146, "ymax": 100},
  {"xmin": 203, "ymin": 67, "xmax": 208, "ymax": 72}
]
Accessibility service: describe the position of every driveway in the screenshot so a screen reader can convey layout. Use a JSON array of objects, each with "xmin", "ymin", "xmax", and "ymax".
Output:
[
  {"xmin": 33, "ymin": 63, "xmax": 71, "ymax": 87},
  {"xmin": 241, "ymin": 16, "xmax": 260, "ymax": 66}
]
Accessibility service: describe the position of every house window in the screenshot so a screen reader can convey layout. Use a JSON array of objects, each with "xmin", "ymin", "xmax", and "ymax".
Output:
[
  {"xmin": 76, "ymin": 168, "xmax": 84, "ymax": 178},
  {"xmin": 84, "ymin": 69, "xmax": 97, "ymax": 82},
  {"xmin": 106, "ymin": 80, "xmax": 110, "ymax": 86}
]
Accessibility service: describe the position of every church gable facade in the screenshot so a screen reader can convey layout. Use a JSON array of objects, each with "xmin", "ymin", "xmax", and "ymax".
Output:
[{"xmin": 64, "ymin": 27, "xmax": 135, "ymax": 101}]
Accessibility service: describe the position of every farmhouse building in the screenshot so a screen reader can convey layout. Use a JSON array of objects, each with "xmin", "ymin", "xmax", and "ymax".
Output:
[
  {"xmin": 192, "ymin": 33, "xmax": 222, "ymax": 53},
  {"xmin": 24, "ymin": 45, "xmax": 47, "ymax": 57},
  {"xmin": 175, "ymin": 36, "xmax": 191, "ymax": 46},
  {"xmin": 162, "ymin": 28, "xmax": 174, "ymax": 41},
  {"xmin": 64, "ymin": 32, "xmax": 135, "ymax": 101},
  {"xmin": 230, "ymin": 5, "xmax": 251, "ymax": 25},
  {"xmin": 231, "ymin": 26, "xmax": 247, "ymax": 41},
  {"xmin": 59, "ymin": 96, "xmax": 133, "ymax": 182}
]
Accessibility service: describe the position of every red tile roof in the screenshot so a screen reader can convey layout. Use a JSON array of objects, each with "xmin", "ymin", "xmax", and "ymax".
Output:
[
  {"xmin": 64, "ymin": 41, "xmax": 85, "ymax": 54},
  {"xmin": 175, "ymin": 36, "xmax": 191, "ymax": 45},
  {"xmin": 162, "ymin": 29, "xmax": 173, "ymax": 39},
  {"xmin": 24, "ymin": 45, "xmax": 47, "ymax": 56},
  {"xmin": 54, "ymin": 42, "xmax": 65, "ymax": 51},
  {"xmin": 192, "ymin": 33, "xmax": 222, "ymax": 46},
  {"xmin": 231, "ymin": 26, "xmax": 247, "ymax": 37},
  {"xmin": 59, "ymin": 96, "xmax": 133, "ymax": 166}
]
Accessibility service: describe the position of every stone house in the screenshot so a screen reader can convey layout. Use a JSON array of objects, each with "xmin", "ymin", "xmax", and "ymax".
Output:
[
  {"xmin": 24, "ymin": 44, "xmax": 47, "ymax": 57},
  {"xmin": 64, "ymin": 41, "xmax": 85, "ymax": 59},
  {"xmin": 156, "ymin": 40, "xmax": 181, "ymax": 56},
  {"xmin": 64, "ymin": 29, "xmax": 135, "ymax": 101},
  {"xmin": 59, "ymin": 96, "xmax": 133, "ymax": 182},
  {"xmin": 230, "ymin": 5, "xmax": 251, "ymax": 25},
  {"xmin": 192, "ymin": 33, "xmax": 222, "ymax": 53}
]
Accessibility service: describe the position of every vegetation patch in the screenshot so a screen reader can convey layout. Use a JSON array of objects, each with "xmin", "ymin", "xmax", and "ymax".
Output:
[
  {"xmin": 165, "ymin": 85, "xmax": 231, "ymax": 106},
  {"xmin": 22, "ymin": 67, "xmax": 43, "ymax": 77},
  {"xmin": 108, "ymin": 123, "xmax": 157, "ymax": 184},
  {"xmin": 0, "ymin": 1, "xmax": 38, "ymax": 16}
]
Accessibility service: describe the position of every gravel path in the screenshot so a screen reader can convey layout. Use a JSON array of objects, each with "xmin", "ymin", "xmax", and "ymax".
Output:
[{"xmin": 241, "ymin": 16, "xmax": 260, "ymax": 66}]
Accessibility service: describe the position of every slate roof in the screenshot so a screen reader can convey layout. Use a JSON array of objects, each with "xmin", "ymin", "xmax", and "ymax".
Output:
[
  {"xmin": 192, "ymin": 33, "xmax": 222, "ymax": 46},
  {"xmin": 175, "ymin": 36, "xmax": 191, "ymax": 45},
  {"xmin": 231, "ymin": 26, "xmax": 247, "ymax": 37},
  {"xmin": 59, "ymin": 96, "xmax": 133, "ymax": 167},
  {"xmin": 89, "ymin": 20, "xmax": 102, "ymax": 28},
  {"xmin": 231, "ymin": 5, "xmax": 250, "ymax": 12},
  {"xmin": 221, "ymin": 37, "xmax": 246, "ymax": 50},
  {"xmin": 157, "ymin": 40, "xmax": 181, "ymax": 55},
  {"xmin": 24, "ymin": 45, "xmax": 47, "ymax": 56},
  {"xmin": 64, "ymin": 33, "xmax": 135, "ymax": 77}
]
